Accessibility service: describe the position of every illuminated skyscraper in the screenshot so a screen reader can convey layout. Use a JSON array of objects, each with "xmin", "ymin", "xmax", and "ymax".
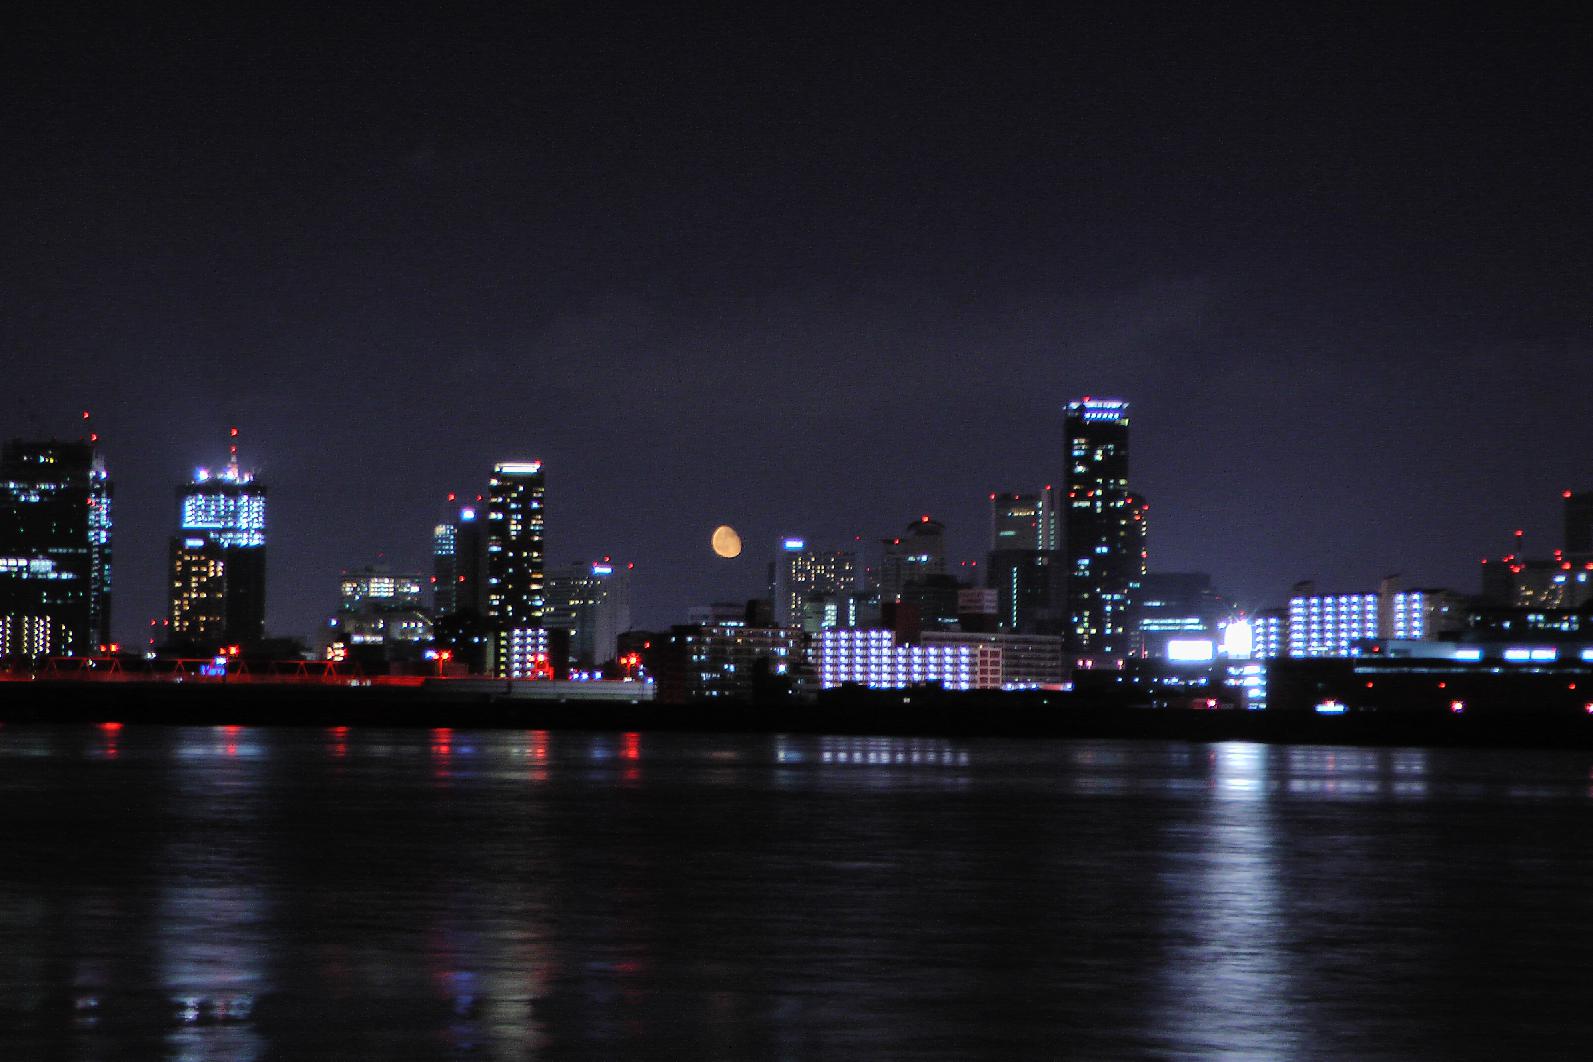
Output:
[
  {"xmin": 487, "ymin": 460, "xmax": 545, "ymax": 676},
  {"xmin": 168, "ymin": 431, "xmax": 267, "ymax": 646},
  {"xmin": 432, "ymin": 500, "xmax": 487, "ymax": 616},
  {"xmin": 1062, "ymin": 398, "xmax": 1144, "ymax": 657},
  {"xmin": 0, "ymin": 436, "xmax": 112, "ymax": 659}
]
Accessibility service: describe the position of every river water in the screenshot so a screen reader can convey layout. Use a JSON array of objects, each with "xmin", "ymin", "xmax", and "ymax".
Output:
[{"xmin": 2, "ymin": 725, "xmax": 1592, "ymax": 1058}]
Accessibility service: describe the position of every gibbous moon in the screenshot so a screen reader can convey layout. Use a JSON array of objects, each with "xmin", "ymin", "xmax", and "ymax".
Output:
[{"xmin": 711, "ymin": 524, "xmax": 743, "ymax": 559}]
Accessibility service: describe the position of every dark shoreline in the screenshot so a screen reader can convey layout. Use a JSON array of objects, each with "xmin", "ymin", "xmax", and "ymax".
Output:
[{"xmin": 5, "ymin": 681, "xmax": 1593, "ymax": 751}]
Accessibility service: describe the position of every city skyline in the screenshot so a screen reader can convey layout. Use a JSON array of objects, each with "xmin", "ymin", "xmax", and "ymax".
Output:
[{"xmin": 4, "ymin": 397, "xmax": 1589, "ymax": 649}]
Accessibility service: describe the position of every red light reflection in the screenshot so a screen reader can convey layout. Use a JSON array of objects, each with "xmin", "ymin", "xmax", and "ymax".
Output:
[{"xmin": 99, "ymin": 721, "xmax": 121, "ymax": 760}]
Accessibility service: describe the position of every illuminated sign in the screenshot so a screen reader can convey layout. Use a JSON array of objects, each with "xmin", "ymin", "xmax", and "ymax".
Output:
[{"xmin": 1166, "ymin": 638, "xmax": 1215, "ymax": 663}]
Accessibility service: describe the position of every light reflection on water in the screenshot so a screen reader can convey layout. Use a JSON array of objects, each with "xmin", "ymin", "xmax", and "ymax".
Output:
[{"xmin": 5, "ymin": 728, "xmax": 1593, "ymax": 1056}]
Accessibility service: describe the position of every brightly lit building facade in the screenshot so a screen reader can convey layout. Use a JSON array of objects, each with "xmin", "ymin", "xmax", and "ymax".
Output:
[
  {"xmin": 487, "ymin": 461, "xmax": 546, "ymax": 676},
  {"xmin": 502, "ymin": 626, "xmax": 554, "ymax": 680},
  {"xmin": 168, "ymin": 439, "xmax": 267, "ymax": 647},
  {"xmin": 815, "ymin": 629, "xmax": 1002, "ymax": 691},
  {"xmin": 1063, "ymin": 398, "xmax": 1145, "ymax": 659},
  {"xmin": 1251, "ymin": 609, "xmax": 1286, "ymax": 659},
  {"xmin": 1287, "ymin": 589, "xmax": 1380, "ymax": 658},
  {"xmin": 0, "ymin": 438, "xmax": 112, "ymax": 659},
  {"xmin": 1382, "ymin": 587, "xmax": 1463, "ymax": 641}
]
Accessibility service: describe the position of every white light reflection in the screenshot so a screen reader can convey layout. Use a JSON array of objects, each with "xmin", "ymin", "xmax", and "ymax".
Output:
[{"xmin": 1157, "ymin": 742, "xmax": 1296, "ymax": 1053}]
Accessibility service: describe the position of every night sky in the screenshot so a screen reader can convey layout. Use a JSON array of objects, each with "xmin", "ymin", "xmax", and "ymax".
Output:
[{"xmin": 3, "ymin": 6, "xmax": 1589, "ymax": 645}]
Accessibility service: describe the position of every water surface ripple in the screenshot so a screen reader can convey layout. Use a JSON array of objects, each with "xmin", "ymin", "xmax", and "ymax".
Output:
[{"xmin": 1, "ymin": 726, "xmax": 1590, "ymax": 1058}]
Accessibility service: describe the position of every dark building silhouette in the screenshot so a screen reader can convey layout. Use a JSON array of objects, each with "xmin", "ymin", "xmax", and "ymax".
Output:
[
  {"xmin": 1566, "ymin": 489, "xmax": 1593, "ymax": 556},
  {"xmin": 879, "ymin": 517, "xmax": 947, "ymax": 603},
  {"xmin": 987, "ymin": 488, "xmax": 1063, "ymax": 634},
  {"xmin": 0, "ymin": 437, "xmax": 112, "ymax": 659}
]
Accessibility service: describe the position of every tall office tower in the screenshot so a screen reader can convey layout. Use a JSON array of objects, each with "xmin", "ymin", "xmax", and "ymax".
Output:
[
  {"xmin": 879, "ymin": 517, "xmax": 947, "ymax": 602},
  {"xmin": 169, "ymin": 432, "xmax": 267, "ymax": 646},
  {"xmin": 987, "ymin": 490, "xmax": 1064, "ymax": 633},
  {"xmin": 486, "ymin": 461, "xmax": 546, "ymax": 676},
  {"xmin": 771, "ymin": 537, "xmax": 859, "ymax": 629},
  {"xmin": 1566, "ymin": 489, "xmax": 1593, "ymax": 556},
  {"xmin": 986, "ymin": 550, "xmax": 1062, "ymax": 633},
  {"xmin": 1062, "ymin": 397, "xmax": 1143, "ymax": 657},
  {"xmin": 990, "ymin": 492, "xmax": 1044, "ymax": 552},
  {"xmin": 432, "ymin": 501, "xmax": 487, "ymax": 616},
  {"xmin": 0, "ymin": 437, "xmax": 112, "ymax": 659},
  {"xmin": 544, "ymin": 559, "xmax": 633, "ymax": 666}
]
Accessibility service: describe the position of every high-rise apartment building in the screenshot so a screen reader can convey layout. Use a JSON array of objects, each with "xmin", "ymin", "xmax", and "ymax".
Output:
[
  {"xmin": 1286, "ymin": 586, "xmax": 1380, "ymax": 657},
  {"xmin": 0, "ymin": 438, "xmax": 112, "ymax": 659},
  {"xmin": 486, "ymin": 461, "xmax": 546, "ymax": 676},
  {"xmin": 1063, "ymin": 398, "xmax": 1144, "ymax": 657},
  {"xmin": 168, "ymin": 435, "xmax": 267, "ymax": 646}
]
